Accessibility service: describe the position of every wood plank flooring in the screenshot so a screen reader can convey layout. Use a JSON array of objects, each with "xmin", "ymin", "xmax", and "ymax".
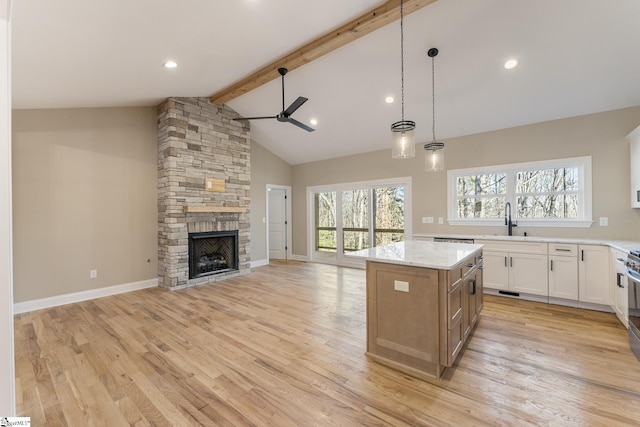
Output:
[{"xmin": 14, "ymin": 261, "xmax": 640, "ymax": 426}]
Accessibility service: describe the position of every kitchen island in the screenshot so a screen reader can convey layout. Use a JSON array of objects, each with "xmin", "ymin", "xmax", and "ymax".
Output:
[{"xmin": 348, "ymin": 240, "xmax": 484, "ymax": 380}]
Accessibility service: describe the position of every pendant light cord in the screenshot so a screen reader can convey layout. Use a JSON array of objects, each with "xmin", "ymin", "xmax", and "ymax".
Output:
[
  {"xmin": 431, "ymin": 53, "xmax": 436, "ymax": 143},
  {"xmin": 400, "ymin": 0, "xmax": 405, "ymax": 121}
]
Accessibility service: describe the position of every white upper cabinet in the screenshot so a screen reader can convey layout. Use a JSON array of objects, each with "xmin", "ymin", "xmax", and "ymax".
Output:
[{"xmin": 627, "ymin": 125, "xmax": 640, "ymax": 208}]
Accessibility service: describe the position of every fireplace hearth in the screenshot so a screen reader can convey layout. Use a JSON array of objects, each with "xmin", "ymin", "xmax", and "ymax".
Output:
[{"xmin": 188, "ymin": 230, "xmax": 239, "ymax": 279}]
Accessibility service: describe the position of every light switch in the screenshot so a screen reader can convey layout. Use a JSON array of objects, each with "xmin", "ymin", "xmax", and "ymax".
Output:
[
  {"xmin": 394, "ymin": 280, "xmax": 409, "ymax": 292},
  {"xmin": 422, "ymin": 217, "xmax": 434, "ymax": 224},
  {"xmin": 599, "ymin": 217, "xmax": 608, "ymax": 226}
]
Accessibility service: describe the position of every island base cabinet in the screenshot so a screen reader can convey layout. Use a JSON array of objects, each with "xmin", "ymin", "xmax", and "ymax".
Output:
[
  {"xmin": 365, "ymin": 262, "xmax": 445, "ymax": 379},
  {"xmin": 365, "ymin": 254, "xmax": 482, "ymax": 380}
]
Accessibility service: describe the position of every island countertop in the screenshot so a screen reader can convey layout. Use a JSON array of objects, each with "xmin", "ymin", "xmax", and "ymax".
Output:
[{"xmin": 347, "ymin": 240, "xmax": 483, "ymax": 270}]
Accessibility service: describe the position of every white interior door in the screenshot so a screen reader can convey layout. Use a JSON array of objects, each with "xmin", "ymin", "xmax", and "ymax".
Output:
[{"xmin": 268, "ymin": 188, "xmax": 287, "ymax": 260}]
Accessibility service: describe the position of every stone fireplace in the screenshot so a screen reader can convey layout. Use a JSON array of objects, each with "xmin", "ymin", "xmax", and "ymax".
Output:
[{"xmin": 157, "ymin": 97, "xmax": 250, "ymax": 290}]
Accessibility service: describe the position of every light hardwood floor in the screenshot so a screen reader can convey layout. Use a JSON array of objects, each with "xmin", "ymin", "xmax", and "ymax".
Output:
[{"xmin": 14, "ymin": 261, "xmax": 640, "ymax": 426}]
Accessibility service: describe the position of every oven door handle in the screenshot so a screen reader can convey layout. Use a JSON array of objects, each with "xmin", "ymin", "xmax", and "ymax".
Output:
[{"xmin": 627, "ymin": 268, "xmax": 640, "ymax": 283}]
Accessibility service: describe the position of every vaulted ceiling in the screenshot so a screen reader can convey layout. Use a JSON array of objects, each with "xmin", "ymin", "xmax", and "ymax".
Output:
[{"xmin": 11, "ymin": 0, "xmax": 640, "ymax": 165}]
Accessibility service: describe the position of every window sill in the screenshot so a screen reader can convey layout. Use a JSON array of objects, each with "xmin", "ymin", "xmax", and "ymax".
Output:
[{"xmin": 447, "ymin": 219, "xmax": 594, "ymax": 228}]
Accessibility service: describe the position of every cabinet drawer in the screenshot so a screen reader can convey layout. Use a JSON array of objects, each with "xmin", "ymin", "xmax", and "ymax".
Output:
[
  {"xmin": 448, "ymin": 267, "xmax": 462, "ymax": 291},
  {"xmin": 447, "ymin": 318, "xmax": 464, "ymax": 366},
  {"xmin": 448, "ymin": 283, "xmax": 463, "ymax": 324},
  {"xmin": 549, "ymin": 243, "xmax": 578, "ymax": 257}
]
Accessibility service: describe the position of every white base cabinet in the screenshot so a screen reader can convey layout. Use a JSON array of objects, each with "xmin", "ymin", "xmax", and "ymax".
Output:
[
  {"xmin": 478, "ymin": 241, "xmax": 548, "ymax": 298},
  {"xmin": 549, "ymin": 243, "xmax": 579, "ymax": 303},
  {"xmin": 482, "ymin": 252, "xmax": 509, "ymax": 291},
  {"xmin": 578, "ymin": 245, "xmax": 610, "ymax": 306},
  {"xmin": 610, "ymin": 248, "xmax": 629, "ymax": 327}
]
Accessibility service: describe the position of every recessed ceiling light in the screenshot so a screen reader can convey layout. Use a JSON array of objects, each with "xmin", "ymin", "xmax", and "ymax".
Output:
[
  {"xmin": 164, "ymin": 61, "xmax": 178, "ymax": 69},
  {"xmin": 504, "ymin": 59, "xmax": 518, "ymax": 70},
  {"xmin": 385, "ymin": 96, "xmax": 394, "ymax": 104},
  {"xmin": 310, "ymin": 118, "xmax": 318, "ymax": 126}
]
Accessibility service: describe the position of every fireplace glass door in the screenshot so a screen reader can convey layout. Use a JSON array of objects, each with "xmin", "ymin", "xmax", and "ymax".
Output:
[{"xmin": 188, "ymin": 230, "xmax": 239, "ymax": 279}]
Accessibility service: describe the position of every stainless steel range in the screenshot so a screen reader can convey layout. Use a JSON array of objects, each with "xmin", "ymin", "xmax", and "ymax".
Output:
[{"xmin": 627, "ymin": 250, "xmax": 640, "ymax": 360}]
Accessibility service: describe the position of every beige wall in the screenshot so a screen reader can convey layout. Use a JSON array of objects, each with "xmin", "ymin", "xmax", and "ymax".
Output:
[
  {"xmin": 12, "ymin": 107, "xmax": 158, "ymax": 302},
  {"xmin": 291, "ymin": 106, "xmax": 640, "ymax": 257},
  {"xmin": 11, "ymin": 105, "xmax": 640, "ymax": 299},
  {"xmin": 249, "ymin": 140, "xmax": 292, "ymax": 262}
]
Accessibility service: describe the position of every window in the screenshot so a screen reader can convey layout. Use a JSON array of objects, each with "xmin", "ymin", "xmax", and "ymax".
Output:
[
  {"xmin": 455, "ymin": 173, "xmax": 506, "ymax": 219},
  {"xmin": 309, "ymin": 177, "xmax": 412, "ymax": 265},
  {"xmin": 448, "ymin": 157, "xmax": 592, "ymax": 227},
  {"xmin": 515, "ymin": 167, "xmax": 579, "ymax": 219},
  {"xmin": 342, "ymin": 189, "xmax": 369, "ymax": 252},
  {"xmin": 315, "ymin": 191, "xmax": 336, "ymax": 252},
  {"xmin": 374, "ymin": 186, "xmax": 405, "ymax": 246}
]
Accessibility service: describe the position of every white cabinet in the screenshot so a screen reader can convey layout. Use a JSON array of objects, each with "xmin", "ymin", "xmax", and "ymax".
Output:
[
  {"xmin": 478, "ymin": 240, "xmax": 548, "ymax": 298},
  {"xmin": 482, "ymin": 252, "xmax": 509, "ymax": 290},
  {"xmin": 578, "ymin": 245, "xmax": 610, "ymax": 307},
  {"xmin": 627, "ymin": 125, "xmax": 640, "ymax": 208},
  {"xmin": 610, "ymin": 248, "xmax": 629, "ymax": 327},
  {"xmin": 548, "ymin": 243, "xmax": 578, "ymax": 304},
  {"xmin": 510, "ymin": 253, "xmax": 549, "ymax": 296}
]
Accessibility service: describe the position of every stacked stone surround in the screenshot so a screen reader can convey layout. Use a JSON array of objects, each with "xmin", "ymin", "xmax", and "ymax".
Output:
[{"xmin": 157, "ymin": 97, "xmax": 251, "ymax": 290}]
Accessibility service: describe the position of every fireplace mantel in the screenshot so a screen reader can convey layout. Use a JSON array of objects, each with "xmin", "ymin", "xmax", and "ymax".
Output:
[{"xmin": 183, "ymin": 206, "xmax": 246, "ymax": 213}]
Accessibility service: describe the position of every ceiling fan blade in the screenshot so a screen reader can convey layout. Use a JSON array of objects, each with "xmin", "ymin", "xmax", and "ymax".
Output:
[
  {"xmin": 233, "ymin": 115, "xmax": 278, "ymax": 121},
  {"xmin": 283, "ymin": 96, "xmax": 308, "ymax": 116},
  {"xmin": 287, "ymin": 117, "xmax": 315, "ymax": 132}
]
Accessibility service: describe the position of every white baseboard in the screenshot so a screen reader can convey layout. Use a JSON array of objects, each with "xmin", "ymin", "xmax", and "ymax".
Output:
[
  {"xmin": 251, "ymin": 259, "xmax": 269, "ymax": 268},
  {"xmin": 13, "ymin": 278, "xmax": 159, "ymax": 314},
  {"xmin": 290, "ymin": 254, "xmax": 308, "ymax": 262}
]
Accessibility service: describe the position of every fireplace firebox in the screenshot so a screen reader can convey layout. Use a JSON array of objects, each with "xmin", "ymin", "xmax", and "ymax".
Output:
[{"xmin": 188, "ymin": 230, "xmax": 239, "ymax": 279}]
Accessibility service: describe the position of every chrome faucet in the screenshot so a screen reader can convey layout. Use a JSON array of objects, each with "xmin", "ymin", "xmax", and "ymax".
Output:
[{"xmin": 505, "ymin": 202, "xmax": 517, "ymax": 236}]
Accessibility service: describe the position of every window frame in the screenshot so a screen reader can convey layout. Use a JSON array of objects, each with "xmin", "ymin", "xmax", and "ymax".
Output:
[{"xmin": 447, "ymin": 156, "xmax": 593, "ymax": 228}]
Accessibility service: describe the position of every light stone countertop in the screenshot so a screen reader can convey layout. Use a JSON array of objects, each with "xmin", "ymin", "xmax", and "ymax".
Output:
[
  {"xmin": 413, "ymin": 234, "xmax": 640, "ymax": 254},
  {"xmin": 346, "ymin": 240, "xmax": 483, "ymax": 270}
]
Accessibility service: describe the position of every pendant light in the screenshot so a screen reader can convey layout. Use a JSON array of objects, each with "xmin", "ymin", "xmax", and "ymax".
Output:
[
  {"xmin": 425, "ymin": 47, "xmax": 444, "ymax": 171},
  {"xmin": 391, "ymin": 0, "xmax": 415, "ymax": 159}
]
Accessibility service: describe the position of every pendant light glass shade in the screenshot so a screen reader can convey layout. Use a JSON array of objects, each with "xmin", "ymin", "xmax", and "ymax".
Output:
[
  {"xmin": 391, "ymin": 0, "xmax": 415, "ymax": 159},
  {"xmin": 391, "ymin": 120, "xmax": 416, "ymax": 158},
  {"xmin": 424, "ymin": 142, "xmax": 444, "ymax": 171},
  {"xmin": 425, "ymin": 47, "xmax": 444, "ymax": 171}
]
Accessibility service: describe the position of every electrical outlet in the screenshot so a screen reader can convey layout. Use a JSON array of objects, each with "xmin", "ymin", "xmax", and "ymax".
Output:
[
  {"xmin": 394, "ymin": 280, "xmax": 409, "ymax": 292},
  {"xmin": 599, "ymin": 217, "xmax": 608, "ymax": 226},
  {"xmin": 422, "ymin": 216, "xmax": 434, "ymax": 224},
  {"xmin": 438, "ymin": 217, "xmax": 444, "ymax": 224},
  {"xmin": 90, "ymin": 269, "xmax": 97, "ymax": 279}
]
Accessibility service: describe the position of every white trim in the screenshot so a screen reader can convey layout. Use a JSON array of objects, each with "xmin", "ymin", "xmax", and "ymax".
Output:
[
  {"xmin": 447, "ymin": 156, "xmax": 592, "ymax": 227},
  {"xmin": 447, "ymin": 219, "xmax": 594, "ymax": 228},
  {"xmin": 290, "ymin": 254, "xmax": 309, "ymax": 262},
  {"xmin": 13, "ymin": 278, "xmax": 159, "ymax": 314},
  {"xmin": 0, "ymin": 11, "xmax": 14, "ymax": 416},
  {"xmin": 306, "ymin": 176, "xmax": 412, "ymax": 266},
  {"xmin": 251, "ymin": 258, "xmax": 269, "ymax": 268}
]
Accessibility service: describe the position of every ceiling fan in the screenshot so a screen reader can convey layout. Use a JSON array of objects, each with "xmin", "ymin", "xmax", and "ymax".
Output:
[{"xmin": 233, "ymin": 67, "xmax": 315, "ymax": 132}]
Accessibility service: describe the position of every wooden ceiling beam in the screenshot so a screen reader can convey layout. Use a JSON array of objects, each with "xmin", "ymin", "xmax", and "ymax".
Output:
[{"xmin": 209, "ymin": 0, "xmax": 437, "ymax": 105}]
